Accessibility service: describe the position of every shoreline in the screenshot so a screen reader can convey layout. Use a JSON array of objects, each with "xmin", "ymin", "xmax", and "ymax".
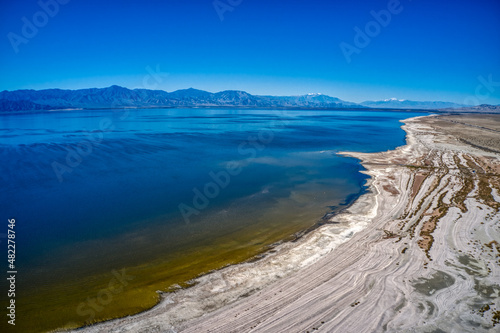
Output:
[
  {"xmin": 66, "ymin": 176, "xmax": 378, "ymax": 333},
  {"xmin": 69, "ymin": 114, "xmax": 500, "ymax": 332},
  {"xmin": 65, "ymin": 116, "xmax": 409, "ymax": 333}
]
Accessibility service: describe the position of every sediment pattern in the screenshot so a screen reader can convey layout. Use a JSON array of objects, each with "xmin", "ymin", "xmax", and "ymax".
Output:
[{"xmin": 74, "ymin": 115, "xmax": 500, "ymax": 333}]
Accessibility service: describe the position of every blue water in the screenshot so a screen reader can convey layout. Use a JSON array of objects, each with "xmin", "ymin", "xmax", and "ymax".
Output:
[{"xmin": 0, "ymin": 108, "xmax": 424, "ymax": 290}]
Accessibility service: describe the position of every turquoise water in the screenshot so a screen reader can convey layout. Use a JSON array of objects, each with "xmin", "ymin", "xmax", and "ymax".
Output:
[{"xmin": 0, "ymin": 108, "xmax": 424, "ymax": 328}]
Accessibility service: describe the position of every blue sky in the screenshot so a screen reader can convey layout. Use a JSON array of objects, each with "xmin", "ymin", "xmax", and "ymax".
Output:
[{"xmin": 1, "ymin": 0, "xmax": 499, "ymax": 104}]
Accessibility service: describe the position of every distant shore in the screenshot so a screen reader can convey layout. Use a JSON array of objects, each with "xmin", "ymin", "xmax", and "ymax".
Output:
[{"xmin": 69, "ymin": 114, "xmax": 500, "ymax": 333}]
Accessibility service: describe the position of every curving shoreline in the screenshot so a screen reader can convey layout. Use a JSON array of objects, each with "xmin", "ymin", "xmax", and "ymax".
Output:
[{"xmin": 69, "ymin": 114, "xmax": 500, "ymax": 333}]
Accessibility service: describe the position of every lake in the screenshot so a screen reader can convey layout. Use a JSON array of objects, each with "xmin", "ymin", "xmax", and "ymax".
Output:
[{"xmin": 0, "ymin": 108, "xmax": 425, "ymax": 332}]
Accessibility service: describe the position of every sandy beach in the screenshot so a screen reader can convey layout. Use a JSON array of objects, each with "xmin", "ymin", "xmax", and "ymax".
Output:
[{"xmin": 71, "ymin": 114, "xmax": 500, "ymax": 333}]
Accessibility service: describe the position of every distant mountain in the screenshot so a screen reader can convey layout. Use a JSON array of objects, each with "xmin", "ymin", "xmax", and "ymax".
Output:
[
  {"xmin": 360, "ymin": 98, "xmax": 465, "ymax": 109},
  {"xmin": 439, "ymin": 104, "xmax": 500, "ymax": 113},
  {"xmin": 2, "ymin": 87, "xmax": 489, "ymax": 112},
  {"xmin": 0, "ymin": 85, "xmax": 160, "ymax": 109},
  {"xmin": 0, "ymin": 86, "xmax": 363, "ymax": 111},
  {"xmin": 264, "ymin": 93, "xmax": 359, "ymax": 108},
  {"xmin": 0, "ymin": 99, "xmax": 53, "ymax": 111}
]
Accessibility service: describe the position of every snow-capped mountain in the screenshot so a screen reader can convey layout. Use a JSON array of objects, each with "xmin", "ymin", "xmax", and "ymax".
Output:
[
  {"xmin": 360, "ymin": 99, "xmax": 466, "ymax": 109},
  {"xmin": 0, "ymin": 86, "xmax": 364, "ymax": 111}
]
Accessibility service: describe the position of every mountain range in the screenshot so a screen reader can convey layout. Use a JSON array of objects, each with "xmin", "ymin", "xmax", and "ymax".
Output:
[
  {"xmin": 359, "ymin": 98, "xmax": 465, "ymax": 109},
  {"xmin": 0, "ymin": 86, "xmax": 360, "ymax": 110},
  {"xmin": 0, "ymin": 85, "xmax": 488, "ymax": 111}
]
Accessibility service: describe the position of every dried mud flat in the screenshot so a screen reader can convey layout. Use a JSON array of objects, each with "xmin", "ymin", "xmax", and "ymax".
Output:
[{"xmin": 72, "ymin": 114, "xmax": 500, "ymax": 333}]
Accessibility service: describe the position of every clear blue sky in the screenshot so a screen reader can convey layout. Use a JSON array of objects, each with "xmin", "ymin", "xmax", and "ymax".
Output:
[{"xmin": 1, "ymin": 0, "xmax": 499, "ymax": 104}]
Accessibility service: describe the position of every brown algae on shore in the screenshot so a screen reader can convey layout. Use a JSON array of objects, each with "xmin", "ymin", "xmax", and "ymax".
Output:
[{"xmin": 20, "ymin": 209, "xmax": 325, "ymax": 332}]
